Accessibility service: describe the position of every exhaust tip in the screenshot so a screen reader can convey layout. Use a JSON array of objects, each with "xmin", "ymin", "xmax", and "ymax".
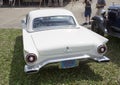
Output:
[{"xmin": 26, "ymin": 70, "xmax": 38, "ymax": 74}]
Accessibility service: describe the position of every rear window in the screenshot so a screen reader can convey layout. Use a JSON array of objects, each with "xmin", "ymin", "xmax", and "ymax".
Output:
[{"xmin": 33, "ymin": 16, "xmax": 76, "ymax": 29}]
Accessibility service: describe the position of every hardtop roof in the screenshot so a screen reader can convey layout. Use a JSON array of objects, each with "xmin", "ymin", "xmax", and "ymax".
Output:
[{"xmin": 29, "ymin": 8, "xmax": 74, "ymax": 19}]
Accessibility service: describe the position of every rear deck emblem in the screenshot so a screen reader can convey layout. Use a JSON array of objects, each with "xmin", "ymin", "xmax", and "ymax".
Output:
[{"xmin": 66, "ymin": 47, "xmax": 69, "ymax": 49}]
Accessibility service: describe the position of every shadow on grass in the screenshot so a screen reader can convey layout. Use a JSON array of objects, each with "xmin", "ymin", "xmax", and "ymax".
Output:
[
  {"xmin": 107, "ymin": 36, "xmax": 120, "ymax": 67},
  {"xmin": 9, "ymin": 36, "xmax": 103, "ymax": 85}
]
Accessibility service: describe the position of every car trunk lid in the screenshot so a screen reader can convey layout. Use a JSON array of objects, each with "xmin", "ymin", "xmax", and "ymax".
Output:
[{"xmin": 31, "ymin": 27, "xmax": 108, "ymax": 56}]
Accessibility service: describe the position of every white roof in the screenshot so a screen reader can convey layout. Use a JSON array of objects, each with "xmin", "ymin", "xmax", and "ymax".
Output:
[{"xmin": 29, "ymin": 8, "xmax": 74, "ymax": 19}]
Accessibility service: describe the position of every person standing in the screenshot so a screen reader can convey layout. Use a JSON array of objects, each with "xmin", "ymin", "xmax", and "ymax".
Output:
[
  {"xmin": 13, "ymin": 0, "xmax": 16, "ymax": 6},
  {"xmin": 58, "ymin": 0, "xmax": 63, "ymax": 6},
  {"xmin": 96, "ymin": 0, "xmax": 106, "ymax": 16},
  {"xmin": 53, "ymin": 0, "xmax": 58, "ymax": 6},
  {"xmin": 9, "ymin": 0, "xmax": 13, "ymax": 6},
  {"xmin": 48, "ymin": 0, "xmax": 52, "ymax": 6},
  {"xmin": 0, "ymin": 0, "xmax": 3, "ymax": 6},
  {"xmin": 83, "ymin": 0, "xmax": 92, "ymax": 25}
]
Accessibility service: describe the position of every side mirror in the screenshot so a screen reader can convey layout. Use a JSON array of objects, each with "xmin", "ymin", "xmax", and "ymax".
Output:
[
  {"xmin": 21, "ymin": 19, "xmax": 26, "ymax": 24},
  {"xmin": 21, "ymin": 19, "xmax": 26, "ymax": 29}
]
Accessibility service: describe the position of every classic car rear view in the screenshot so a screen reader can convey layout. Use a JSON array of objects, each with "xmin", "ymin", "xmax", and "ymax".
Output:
[{"xmin": 22, "ymin": 9, "xmax": 110, "ymax": 73}]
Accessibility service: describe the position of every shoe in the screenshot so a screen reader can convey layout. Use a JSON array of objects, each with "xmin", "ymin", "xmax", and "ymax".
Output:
[
  {"xmin": 82, "ymin": 22, "xmax": 88, "ymax": 26},
  {"xmin": 89, "ymin": 22, "xmax": 91, "ymax": 25}
]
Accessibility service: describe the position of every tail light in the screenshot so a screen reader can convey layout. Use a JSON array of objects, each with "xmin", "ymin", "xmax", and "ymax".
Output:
[
  {"xmin": 97, "ymin": 45, "xmax": 107, "ymax": 54},
  {"xmin": 26, "ymin": 53, "xmax": 37, "ymax": 63}
]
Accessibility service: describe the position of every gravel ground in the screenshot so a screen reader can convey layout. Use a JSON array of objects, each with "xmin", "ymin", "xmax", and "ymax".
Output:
[{"xmin": 0, "ymin": 0, "xmax": 120, "ymax": 29}]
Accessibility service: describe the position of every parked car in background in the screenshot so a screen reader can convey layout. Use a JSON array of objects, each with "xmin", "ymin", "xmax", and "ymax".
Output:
[
  {"xmin": 22, "ymin": 8, "xmax": 110, "ymax": 74},
  {"xmin": 91, "ymin": 4, "xmax": 120, "ymax": 38}
]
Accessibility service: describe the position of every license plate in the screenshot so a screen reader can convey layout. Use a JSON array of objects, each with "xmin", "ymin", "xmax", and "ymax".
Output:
[{"xmin": 60, "ymin": 60, "xmax": 77, "ymax": 69}]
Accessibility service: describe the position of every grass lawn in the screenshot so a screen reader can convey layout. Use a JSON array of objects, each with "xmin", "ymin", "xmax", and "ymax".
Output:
[{"xmin": 0, "ymin": 29, "xmax": 120, "ymax": 85}]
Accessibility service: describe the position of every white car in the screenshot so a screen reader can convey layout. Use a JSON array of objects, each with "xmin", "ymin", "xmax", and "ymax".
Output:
[{"xmin": 22, "ymin": 9, "xmax": 110, "ymax": 73}]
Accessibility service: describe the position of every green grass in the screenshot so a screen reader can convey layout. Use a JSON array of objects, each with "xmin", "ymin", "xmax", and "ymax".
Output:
[{"xmin": 0, "ymin": 29, "xmax": 120, "ymax": 85}]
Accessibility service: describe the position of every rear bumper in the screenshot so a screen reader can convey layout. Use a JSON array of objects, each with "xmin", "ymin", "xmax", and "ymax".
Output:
[
  {"xmin": 24, "ymin": 54, "xmax": 90, "ymax": 73},
  {"xmin": 24, "ymin": 55, "xmax": 110, "ymax": 73}
]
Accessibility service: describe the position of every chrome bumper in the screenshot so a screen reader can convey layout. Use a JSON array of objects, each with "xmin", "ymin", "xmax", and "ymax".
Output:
[
  {"xmin": 24, "ymin": 65, "xmax": 40, "ymax": 73},
  {"xmin": 93, "ymin": 56, "xmax": 110, "ymax": 62},
  {"xmin": 24, "ymin": 55, "xmax": 110, "ymax": 73},
  {"xmin": 24, "ymin": 55, "xmax": 91, "ymax": 73}
]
